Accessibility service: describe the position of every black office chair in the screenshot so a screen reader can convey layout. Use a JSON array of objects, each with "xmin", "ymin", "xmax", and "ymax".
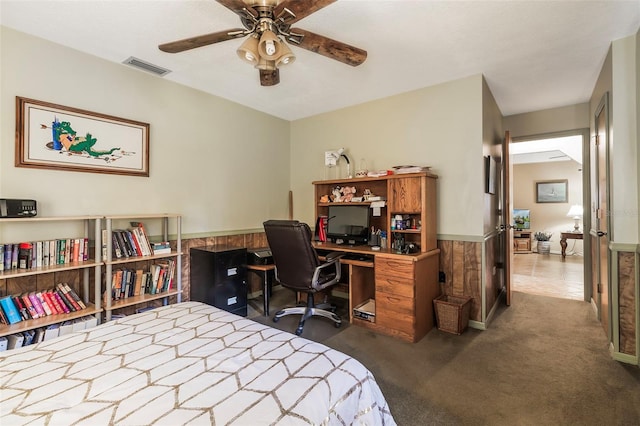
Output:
[{"xmin": 263, "ymin": 220, "xmax": 343, "ymax": 336}]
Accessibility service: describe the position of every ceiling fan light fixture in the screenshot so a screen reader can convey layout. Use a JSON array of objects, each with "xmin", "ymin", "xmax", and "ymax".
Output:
[
  {"xmin": 236, "ymin": 34, "xmax": 260, "ymax": 65},
  {"xmin": 258, "ymin": 30, "xmax": 281, "ymax": 58},
  {"xmin": 275, "ymin": 40, "xmax": 295, "ymax": 66},
  {"xmin": 255, "ymin": 57, "xmax": 277, "ymax": 71}
]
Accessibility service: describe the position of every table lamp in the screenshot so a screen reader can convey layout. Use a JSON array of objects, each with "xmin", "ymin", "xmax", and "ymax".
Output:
[{"xmin": 566, "ymin": 204, "xmax": 583, "ymax": 232}]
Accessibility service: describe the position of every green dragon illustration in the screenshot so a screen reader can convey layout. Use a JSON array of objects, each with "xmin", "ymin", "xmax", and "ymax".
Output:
[{"xmin": 51, "ymin": 119, "xmax": 120, "ymax": 157}]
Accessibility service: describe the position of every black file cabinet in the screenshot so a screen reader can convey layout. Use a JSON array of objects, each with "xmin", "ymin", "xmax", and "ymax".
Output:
[{"xmin": 190, "ymin": 246, "xmax": 247, "ymax": 317}]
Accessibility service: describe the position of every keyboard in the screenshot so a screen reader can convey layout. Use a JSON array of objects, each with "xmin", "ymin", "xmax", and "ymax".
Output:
[{"xmin": 340, "ymin": 253, "xmax": 374, "ymax": 262}]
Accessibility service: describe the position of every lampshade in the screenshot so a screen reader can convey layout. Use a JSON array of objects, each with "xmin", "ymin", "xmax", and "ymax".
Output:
[
  {"xmin": 567, "ymin": 204, "xmax": 583, "ymax": 232},
  {"xmin": 566, "ymin": 205, "xmax": 583, "ymax": 218},
  {"xmin": 255, "ymin": 57, "xmax": 277, "ymax": 71},
  {"xmin": 258, "ymin": 30, "xmax": 281, "ymax": 59},
  {"xmin": 275, "ymin": 41, "xmax": 295, "ymax": 66},
  {"xmin": 236, "ymin": 34, "xmax": 260, "ymax": 65}
]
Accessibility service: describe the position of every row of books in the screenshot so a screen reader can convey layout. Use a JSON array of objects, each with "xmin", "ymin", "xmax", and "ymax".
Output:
[
  {"xmin": 106, "ymin": 259, "xmax": 176, "ymax": 301},
  {"xmin": 104, "ymin": 221, "xmax": 171, "ymax": 260},
  {"xmin": 0, "ymin": 283, "xmax": 87, "ymax": 325},
  {"xmin": 1, "ymin": 238, "xmax": 90, "ymax": 272},
  {"xmin": 0, "ymin": 315, "xmax": 98, "ymax": 351}
]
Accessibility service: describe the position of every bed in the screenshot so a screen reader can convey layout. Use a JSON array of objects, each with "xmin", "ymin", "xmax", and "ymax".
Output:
[{"xmin": 0, "ymin": 301, "xmax": 396, "ymax": 425}]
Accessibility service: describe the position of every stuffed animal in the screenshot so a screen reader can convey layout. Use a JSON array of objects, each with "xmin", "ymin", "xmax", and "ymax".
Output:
[
  {"xmin": 330, "ymin": 186, "xmax": 343, "ymax": 202},
  {"xmin": 319, "ymin": 194, "xmax": 330, "ymax": 203},
  {"xmin": 341, "ymin": 186, "xmax": 357, "ymax": 202}
]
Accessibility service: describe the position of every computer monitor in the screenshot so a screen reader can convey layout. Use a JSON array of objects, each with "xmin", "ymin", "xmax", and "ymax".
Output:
[
  {"xmin": 513, "ymin": 209, "xmax": 531, "ymax": 230},
  {"xmin": 326, "ymin": 205, "xmax": 370, "ymax": 245}
]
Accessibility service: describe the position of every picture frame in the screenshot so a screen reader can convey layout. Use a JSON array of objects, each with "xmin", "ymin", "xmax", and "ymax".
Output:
[
  {"xmin": 15, "ymin": 97, "xmax": 149, "ymax": 177},
  {"xmin": 484, "ymin": 155, "xmax": 496, "ymax": 194},
  {"xmin": 536, "ymin": 180, "xmax": 568, "ymax": 203}
]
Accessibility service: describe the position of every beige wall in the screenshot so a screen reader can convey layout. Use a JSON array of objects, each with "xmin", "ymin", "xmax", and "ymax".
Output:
[
  {"xmin": 290, "ymin": 74, "xmax": 485, "ymax": 238},
  {"xmin": 0, "ymin": 27, "xmax": 291, "ymax": 241},
  {"xmin": 482, "ymin": 76, "xmax": 504, "ymax": 235},
  {"xmin": 503, "ymin": 103, "xmax": 590, "ymax": 138},
  {"xmin": 513, "ymin": 160, "xmax": 584, "ymax": 254},
  {"xmin": 610, "ymin": 33, "xmax": 639, "ymax": 244}
]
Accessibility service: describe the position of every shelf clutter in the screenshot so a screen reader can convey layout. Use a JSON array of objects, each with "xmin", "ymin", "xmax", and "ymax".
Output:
[{"xmin": 0, "ymin": 213, "xmax": 182, "ymax": 351}]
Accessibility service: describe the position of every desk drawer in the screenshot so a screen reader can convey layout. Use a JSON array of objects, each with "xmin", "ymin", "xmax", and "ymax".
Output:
[
  {"xmin": 375, "ymin": 275, "xmax": 414, "ymax": 298},
  {"xmin": 375, "ymin": 257, "xmax": 414, "ymax": 279},
  {"xmin": 375, "ymin": 291, "xmax": 414, "ymax": 316}
]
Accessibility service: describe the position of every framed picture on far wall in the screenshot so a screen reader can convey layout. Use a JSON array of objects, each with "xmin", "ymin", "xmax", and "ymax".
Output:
[{"xmin": 536, "ymin": 180, "xmax": 568, "ymax": 203}]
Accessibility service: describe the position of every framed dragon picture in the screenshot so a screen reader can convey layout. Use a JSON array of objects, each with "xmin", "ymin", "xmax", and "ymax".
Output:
[{"xmin": 15, "ymin": 97, "xmax": 149, "ymax": 177}]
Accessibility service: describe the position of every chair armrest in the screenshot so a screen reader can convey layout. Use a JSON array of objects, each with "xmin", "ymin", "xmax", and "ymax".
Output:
[
  {"xmin": 325, "ymin": 251, "xmax": 344, "ymax": 261},
  {"xmin": 311, "ymin": 255, "xmax": 342, "ymax": 291}
]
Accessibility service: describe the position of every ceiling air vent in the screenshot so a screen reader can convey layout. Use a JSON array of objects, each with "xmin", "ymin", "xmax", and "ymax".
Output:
[{"xmin": 122, "ymin": 56, "xmax": 171, "ymax": 76}]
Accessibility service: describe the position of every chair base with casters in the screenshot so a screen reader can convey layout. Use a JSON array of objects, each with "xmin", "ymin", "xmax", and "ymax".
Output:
[
  {"xmin": 273, "ymin": 292, "xmax": 342, "ymax": 336},
  {"xmin": 263, "ymin": 219, "xmax": 345, "ymax": 337}
]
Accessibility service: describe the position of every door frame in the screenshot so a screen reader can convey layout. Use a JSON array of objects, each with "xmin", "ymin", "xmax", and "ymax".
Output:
[
  {"xmin": 508, "ymin": 128, "xmax": 592, "ymax": 302},
  {"xmin": 593, "ymin": 93, "xmax": 612, "ymax": 340}
]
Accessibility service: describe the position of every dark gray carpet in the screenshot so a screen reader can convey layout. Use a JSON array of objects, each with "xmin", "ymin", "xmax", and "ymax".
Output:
[{"xmin": 248, "ymin": 288, "xmax": 640, "ymax": 425}]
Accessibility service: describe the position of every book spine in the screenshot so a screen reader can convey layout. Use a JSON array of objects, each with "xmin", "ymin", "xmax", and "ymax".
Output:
[
  {"xmin": 0, "ymin": 296, "xmax": 23, "ymax": 324},
  {"xmin": 42, "ymin": 240, "xmax": 50, "ymax": 267},
  {"xmin": 36, "ymin": 241, "xmax": 43, "ymax": 268},
  {"xmin": 42, "ymin": 291, "xmax": 59, "ymax": 315},
  {"xmin": 56, "ymin": 284, "xmax": 82, "ymax": 311},
  {"xmin": 46, "ymin": 290, "xmax": 65, "ymax": 315},
  {"xmin": 0, "ymin": 307, "xmax": 8, "ymax": 325},
  {"xmin": 83, "ymin": 237, "xmax": 89, "ymax": 261},
  {"xmin": 57, "ymin": 239, "xmax": 65, "ymax": 264},
  {"xmin": 65, "ymin": 239, "xmax": 71, "ymax": 264},
  {"xmin": 62, "ymin": 283, "xmax": 86, "ymax": 309},
  {"xmin": 115, "ymin": 231, "xmax": 132, "ymax": 257},
  {"xmin": 22, "ymin": 293, "xmax": 39, "ymax": 319},
  {"xmin": 12, "ymin": 295, "xmax": 30, "ymax": 320},
  {"xmin": 36, "ymin": 291, "xmax": 53, "ymax": 316},
  {"xmin": 128, "ymin": 230, "xmax": 143, "ymax": 257},
  {"xmin": 3, "ymin": 244, "xmax": 12, "ymax": 270},
  {"xmin": 55, "ymin": 289, "xmax": 75, "ymax": 312},
  {"xmin": 73, "ymin": 238, "xmax": 80, "ymax": 263},
  {"xmin": 28, "ymin": 292, "xmax": 46, "ymax": 317},
  {"xmin": 11, "ymin": 243, "xmax": 19, "ymax": 269}
]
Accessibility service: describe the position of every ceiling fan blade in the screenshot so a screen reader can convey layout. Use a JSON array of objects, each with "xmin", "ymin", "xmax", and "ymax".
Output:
[
  {"xmin": 159, "ymin": 29, "xmax": 246, "ymax": 53},
  {"xmin": 260, "ymin": 69, "xmax": 280, "ymax": 86},
  {"xmin": 274, "ymin": 0, "xmax": 336, "ymax": 24},
  {"xmin": 216, "ymin": 0, "xmax": 253, "ymax": 16},
  {"xmin": 289, "ymin": 28, "xmax": 366, "ymax": 66}
]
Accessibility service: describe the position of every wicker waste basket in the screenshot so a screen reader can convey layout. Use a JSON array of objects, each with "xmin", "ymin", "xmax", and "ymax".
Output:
[{"xmin": 433, "ymin": 294, "xmax": 473, "ymax": 335}]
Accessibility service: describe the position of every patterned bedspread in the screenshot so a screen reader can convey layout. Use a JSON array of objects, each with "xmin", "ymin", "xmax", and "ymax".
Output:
[{"xmin": 0, "ymin": 301, "xmax": 396, "ymax": 425}]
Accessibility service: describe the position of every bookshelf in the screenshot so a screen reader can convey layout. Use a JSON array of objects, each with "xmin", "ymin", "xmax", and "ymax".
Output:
[
  {"xmin": 0, "ymin": 215, "xmax": 103, "ymax": 339},
  {"xmin": 103, "ymin": 214, "xmax": 182, "ymax": 321}
]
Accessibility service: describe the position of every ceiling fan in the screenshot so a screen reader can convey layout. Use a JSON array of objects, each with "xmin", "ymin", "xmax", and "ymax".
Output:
[{"xmin": 158, "ymin": 0, "xmax": 367, "ymax": 86}]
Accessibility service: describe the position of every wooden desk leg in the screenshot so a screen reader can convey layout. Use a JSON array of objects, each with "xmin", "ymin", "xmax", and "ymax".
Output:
[{"xmin": 560, "ymin": 237, "xmax": 568, "ymax": 259}]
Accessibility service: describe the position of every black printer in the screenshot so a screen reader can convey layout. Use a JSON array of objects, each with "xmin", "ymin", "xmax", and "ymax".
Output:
[{"xmin": 247, "ymin": 248, "xmax": 273, "ymax": 265}]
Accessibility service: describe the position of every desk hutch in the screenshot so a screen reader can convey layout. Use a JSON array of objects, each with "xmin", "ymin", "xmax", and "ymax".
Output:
[{"xmin": 312, "ymin": 172, "xmax": 440, "ymax": 342}]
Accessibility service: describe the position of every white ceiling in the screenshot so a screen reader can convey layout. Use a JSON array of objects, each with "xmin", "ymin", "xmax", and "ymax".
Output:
[
  {"xmin": 511, "ymin": 135, "xmax": 583, "ymax": 165},
  {"xmin": 1, "ymin": 0, "xmax": 639, "ymax": 121}
]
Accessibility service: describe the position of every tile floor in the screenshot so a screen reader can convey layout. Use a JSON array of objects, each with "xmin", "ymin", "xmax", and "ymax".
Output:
[{"xmin": 512, "ymin": 252, "xmax": 584, "ymax": 300}]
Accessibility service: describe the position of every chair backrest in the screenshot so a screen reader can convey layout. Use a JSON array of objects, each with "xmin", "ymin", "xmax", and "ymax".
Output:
[{"xmin": 263, "ymin": 220, "xmax": 320, "ymax": 291}]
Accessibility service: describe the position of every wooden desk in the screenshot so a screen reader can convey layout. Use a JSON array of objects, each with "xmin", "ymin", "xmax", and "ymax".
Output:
[
  {"xmin": 313, "ymin": 241, "xmax": 441, "ymax": 343},
  {"xmin": 246, "ymin": 264, "xmax": 275, "ymax": 316},
  {"xmin": 560, "ymin": 232, "xmax": 583, "ymax": 259}
]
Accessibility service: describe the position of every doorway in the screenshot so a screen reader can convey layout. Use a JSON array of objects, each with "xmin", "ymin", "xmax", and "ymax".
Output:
[{"xmin": 509, "ymin": 133, "xmax": 588, "ymax": 301}]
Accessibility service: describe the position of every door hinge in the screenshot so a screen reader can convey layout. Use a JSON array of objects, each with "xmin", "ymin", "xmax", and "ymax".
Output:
[{"xmin": 597, "ymin": 283, "xmax": 602, "ymax": 293}]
